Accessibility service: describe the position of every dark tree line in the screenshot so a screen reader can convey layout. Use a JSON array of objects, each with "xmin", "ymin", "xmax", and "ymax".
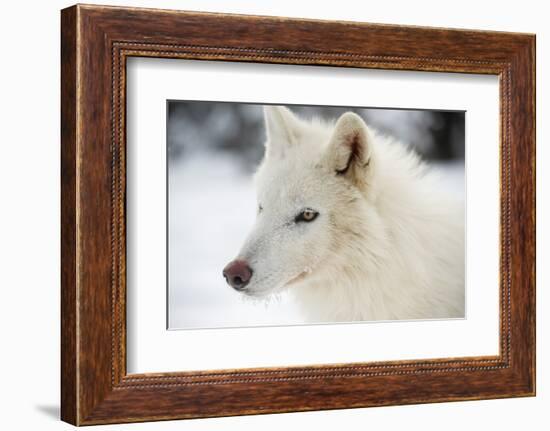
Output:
[{"xmin": 168, "ymin": 101, "xmax": 465, "ymax": 171}]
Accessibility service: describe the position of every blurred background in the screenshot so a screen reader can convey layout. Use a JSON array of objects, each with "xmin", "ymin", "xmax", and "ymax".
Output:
[{"xmin": 168, "ymin": 102, "xmax": 465, "ymax": 329}]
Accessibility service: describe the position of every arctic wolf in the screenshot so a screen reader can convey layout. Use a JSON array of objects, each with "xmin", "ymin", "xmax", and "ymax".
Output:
[{"xmin": 223, "ymin": 106, "xmax": 465, "ymax": 322}]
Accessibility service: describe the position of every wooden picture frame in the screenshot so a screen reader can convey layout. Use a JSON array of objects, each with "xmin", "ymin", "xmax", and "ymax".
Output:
[{"xmin": 61, "ymin": 4, "xmax": 535, "ymax": 425}]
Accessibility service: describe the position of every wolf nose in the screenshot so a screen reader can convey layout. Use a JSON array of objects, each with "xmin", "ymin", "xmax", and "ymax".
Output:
[{"xmin": 223, "ymin": 260, "xmax": 253, "ymax": 290}]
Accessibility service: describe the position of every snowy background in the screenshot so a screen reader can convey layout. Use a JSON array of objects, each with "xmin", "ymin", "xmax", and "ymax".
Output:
[{"xmin": 167, "ymin": 102, "xmax": 465, "ymax": 329}]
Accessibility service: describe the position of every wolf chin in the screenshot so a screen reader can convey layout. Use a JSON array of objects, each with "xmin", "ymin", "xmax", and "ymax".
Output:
[{"xmin": 223, "ymin": 106, "xmax": 465, "ymax": 322}]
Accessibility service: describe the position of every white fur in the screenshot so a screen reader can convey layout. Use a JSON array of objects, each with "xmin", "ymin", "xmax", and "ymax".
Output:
[{"xmin": 227, "ymin": 106, "xmax": 465, "ymax": 322}]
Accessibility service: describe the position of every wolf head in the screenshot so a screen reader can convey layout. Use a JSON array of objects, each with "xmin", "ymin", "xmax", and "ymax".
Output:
[{"xmin": 223, "ymin": 106, "xmax": 382, "ymax": 298}]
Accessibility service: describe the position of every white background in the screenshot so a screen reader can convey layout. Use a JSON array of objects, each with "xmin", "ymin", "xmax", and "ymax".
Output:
[
  {"xmin": 128, "ymin": 59, "xmax": 499, "ymax": 373},
  {"xmin": 0, "ymin": 0, "xmax": 546, "ymax": 430}
]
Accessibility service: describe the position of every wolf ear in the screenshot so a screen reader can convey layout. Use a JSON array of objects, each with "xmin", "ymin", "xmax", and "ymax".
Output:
[
  {"xmin": 264, "ymin": 106, "xmax": 302, "ymax": 159},
  {"xmin": 323, "ymin": 112, "xmax": 373, "ymax": 186}
]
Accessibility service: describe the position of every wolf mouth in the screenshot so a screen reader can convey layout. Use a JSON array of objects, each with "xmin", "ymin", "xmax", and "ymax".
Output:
[
  {"xmin": 284, "ymin": 270, "xmax": 309, "ymax": 287},
  {"xmin": 284, "ymin": 265, "xmax": 317, "ymax": 288},
  {"xmin": 240, "ymin": 267, "xmax": 316, "ymax": 299}
]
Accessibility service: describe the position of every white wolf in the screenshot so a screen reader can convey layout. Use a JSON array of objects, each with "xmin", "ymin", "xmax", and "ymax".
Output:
[{"xmin": 223, "ymin": 106, "xmax": 465, "ymax": 322}]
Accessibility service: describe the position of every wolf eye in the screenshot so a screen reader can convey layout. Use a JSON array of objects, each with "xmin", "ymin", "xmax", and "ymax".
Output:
[{"xmin": 295, "ymin": 209, "xmax": 319, "ymax": 223}]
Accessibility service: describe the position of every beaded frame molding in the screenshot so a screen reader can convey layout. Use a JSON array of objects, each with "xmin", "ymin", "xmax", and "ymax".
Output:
[{"xmin": 61, "ymin": 4, "xmax": 535, "ymax": 425}]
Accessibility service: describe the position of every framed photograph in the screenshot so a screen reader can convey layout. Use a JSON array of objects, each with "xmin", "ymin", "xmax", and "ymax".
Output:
[{"xmin": 61, "ymin": 4, "xmax": 535, "ymax": 425}]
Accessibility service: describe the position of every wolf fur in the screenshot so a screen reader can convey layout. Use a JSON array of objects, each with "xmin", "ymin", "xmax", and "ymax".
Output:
[{"xmin": 227, "ymin": 106, "xmax": 465, "ymax": 322}]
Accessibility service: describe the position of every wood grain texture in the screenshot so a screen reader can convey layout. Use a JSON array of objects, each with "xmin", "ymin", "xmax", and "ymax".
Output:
[
  {"xmin": 60, "ymin": 5, "xmax": 78, "ymax": 425},
  {"xmin": 60, "ymin": 4, "xmax": 536, "ymax": 425}
]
